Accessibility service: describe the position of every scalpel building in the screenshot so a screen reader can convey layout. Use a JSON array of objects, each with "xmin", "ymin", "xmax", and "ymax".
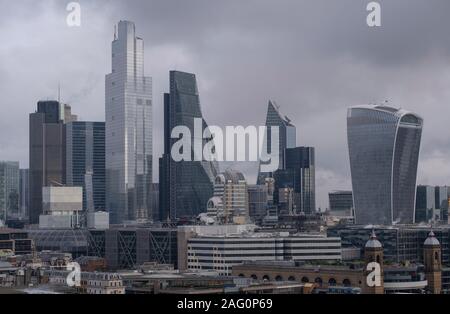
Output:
[{"xmin": 347, "ymin": 104, "xmax": 423, "ymax": 225}]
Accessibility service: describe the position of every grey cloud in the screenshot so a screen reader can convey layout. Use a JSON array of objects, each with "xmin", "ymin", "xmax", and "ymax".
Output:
[{"xmin": 2, "ymin": 0, "xmax": 450, "ymax": 208}]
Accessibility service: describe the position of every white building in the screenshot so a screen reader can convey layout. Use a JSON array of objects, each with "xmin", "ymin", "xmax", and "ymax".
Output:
[
  {"xmin": 39, "ymin": 187, "xmax": 83, "ymax": 229},
  {"xmin": 187, "ymin": 233, "xmax": 342, "ymax": 276},
  {"xmin": 207, "ymin": 170, "xmax": 249, "ymax": 224}
]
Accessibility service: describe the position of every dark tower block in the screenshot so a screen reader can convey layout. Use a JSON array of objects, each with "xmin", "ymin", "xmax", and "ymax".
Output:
[
  {"xmin": 363, "ymin": 230, "xmax": 384, "ymax": 294},
  {"xmin": 424, "ymin": 231, "xmax": 442, "ymax": 294}
]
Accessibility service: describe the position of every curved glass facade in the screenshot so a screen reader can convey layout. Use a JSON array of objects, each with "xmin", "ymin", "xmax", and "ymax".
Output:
[{"xmin": 347, "ymin": 105, "xmax": 423, "ymax": 225}]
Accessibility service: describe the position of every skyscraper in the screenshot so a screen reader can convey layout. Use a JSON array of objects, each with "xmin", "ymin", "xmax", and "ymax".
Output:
[
  {"xmin": 66, "ymin": 121, "xmax": 105, "ymax": 212},
  {"xmin": 0, "ymin": 161, "xmax": 19, "ymax": 222},
  {"xmin": 273, "ymin": 147, "xmax": 316, "ymax": 214},
  {"xmin": 347, "ymin": 104, "xmax": 423, "ymax": 225},
  {"xmin": 159, "ymin": 71, "xmax": 219, "ymax": 221},
  {"xmin": 328, "ymin": 191, "xmax": 353, "ymax": 217},
  {"xmin": 29, "ymin": 101, "xmax": 75, "ymax": 224},
  {"xmin": 19, "ymin": 169, "xmax": 29, "ymax": 220},
  {"xmin": 105, "ymin": 21, "xmax": 153, "ymax": 224},
  {"xmin": 257, "ymin": 100, "xmax": 296, "ymax": 184}
]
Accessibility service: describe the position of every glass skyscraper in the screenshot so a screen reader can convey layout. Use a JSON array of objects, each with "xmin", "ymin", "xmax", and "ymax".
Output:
[
  {"xmin": 273, "ymin": 147, "xmax": 315, "ymax": 214},
  {"xmin": 257, "ymin": 100, "xmax": 296, "ymax": 184},
  {"xmin": 347, "ymin": 104, "xmax": 423, "ymax": 225},
  {"xmin": 106, "ymin": 21, "xmax": 153, "ymax": 224},
  {"xmin": 159, "ymin": 71, "xmax": 219, "ymax": 221},
  {"xmin": 66, "ymin": 121, "xmax": 105, "ymax": 212},
  {"xmin": 0, "ymin": 161, "xmax": 19, "ymax": 222}
]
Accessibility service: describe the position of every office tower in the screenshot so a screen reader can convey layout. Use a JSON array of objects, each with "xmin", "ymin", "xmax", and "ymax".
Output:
[
  {"xmin": 347, "ymin": 104, "xmax": 423, "ymax": 225},
  {"xmin": 29, "ymin": 101, "xmax": 75, "ymax": 224},
  {"xmin": 435, "ymin": 186, "xmax": 449, "ymax": 222},
  {"xmin": 66, "ymin": 121, "xmax": 105, "ymax": 212},
  {"xmin": 257, "ymin": 101, "xmax": 296, "ymax": 184},
  {"xmin": 207, "ymin": 170, "xmax": 249, "ymax": 224},
  {"xmin": 248, "ymin": 184, "xmax": 268, "ymax": 224},
  {"xmin": 329, "ymin": 191, "xmax": 353, "ymax": 217},
  {"xmin": 105, "ymin": 21, "xmax": 153, "ymax": 224},
  {"xmin": 0, "ymin": 161, "xmax": 20, "ymax": 221},
  {"xmin": 273, "ymin": 147, "xmax": 315, "ymax": 214},
  {"xmin": 19, "ymin": 169, "xmax": 29, "ymax": 220},
  {"xmin": 159, "ymin": 71, "xmax": 219, "ymax": 221}
]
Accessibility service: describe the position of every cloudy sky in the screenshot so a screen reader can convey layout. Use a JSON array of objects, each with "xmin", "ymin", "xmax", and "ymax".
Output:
[{"xmin": 1, "ymin": 0, "xmax": 450, "ymax": 209}]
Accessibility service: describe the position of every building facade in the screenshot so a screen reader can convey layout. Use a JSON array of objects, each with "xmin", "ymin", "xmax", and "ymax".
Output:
[
  {"xmin": 105, "ymin": 20, "xmax": 153, "ymax": 224},
  {"xmin": 328, "ymin": 191, "xmax": 353, "ymax": 217},
  {"xmin": 159, "ymin": 71, "xmax": 219, "ymax": 221},
  {"xmin": 273, "ymin": 147, "xmax": 315, "ymax": 214},
  {"xmin": 29, "ymin": 101, "xmax": 76, "ymax": 224},
  {"xmin": 66, "ymin": 121, "xmax": 105, "ymax": 212},
  {"xmin": 347, "ymin": 104, "xmax": 423, "ymax": 225},
  {"xmin": 0, "ymin": 162, "xmax": 19, "ymax": 222},
  {"xmin": 19, "ymin": 169, "xmax": 29, "ymax": 221},
  {"xmin": 257, "ymin": 101, "xmax": 296, "ymax": 184},
  {"xmin": 207, "ymin": 170, "xmax": 249, "ymax": 224},
  {"xmin": 187, "ymin": 234, "xmax": 341, "ymax": 276}
]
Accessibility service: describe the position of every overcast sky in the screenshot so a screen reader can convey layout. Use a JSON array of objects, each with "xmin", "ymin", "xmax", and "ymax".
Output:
[{"xmin": 2, "ymin": 0, "xmax": 450, "ymax": 209}]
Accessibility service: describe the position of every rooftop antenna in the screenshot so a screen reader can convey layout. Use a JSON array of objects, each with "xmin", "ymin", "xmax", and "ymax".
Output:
[{"xmin": 58, "ymin": 83, "xmax": 61, "ymax": 103}]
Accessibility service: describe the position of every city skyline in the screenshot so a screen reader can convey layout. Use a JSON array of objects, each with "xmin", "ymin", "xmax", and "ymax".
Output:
[{"xmin": 3, "ymin": 1, "xmax": 450, "ymax": 209}]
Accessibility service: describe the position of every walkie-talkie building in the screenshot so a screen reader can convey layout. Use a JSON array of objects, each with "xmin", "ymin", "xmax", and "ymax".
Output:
[{"xmin": 347, "ymin": 104, "xmax": 423, "ymax": 225}]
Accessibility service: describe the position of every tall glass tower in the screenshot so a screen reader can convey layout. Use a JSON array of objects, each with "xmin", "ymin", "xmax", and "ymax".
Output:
[
  {"xmin": 257, "ymin": 100, "xmax": 296, "ymax": 184},
  {"xmin": 106, "ymin": 21, "xmax": 152, "ymax": 224},
  {"xmin": 347, "ymin": 104, "xmax": 423, "ymax": 225},
  {"xmin": 159, "ymin": 71, "xmax": 219, "ymax": 221}
]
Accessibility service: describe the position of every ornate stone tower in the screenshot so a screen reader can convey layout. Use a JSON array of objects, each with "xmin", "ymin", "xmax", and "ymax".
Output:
[
  {"xmin": 424, "ymin": 230, "xmax": 442, "ymax": 294},
  {"xmin": 364, "ymin": 230, "xmax": 384, "ymax": 294}
]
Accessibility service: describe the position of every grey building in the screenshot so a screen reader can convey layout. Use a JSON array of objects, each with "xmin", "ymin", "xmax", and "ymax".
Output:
[
  {"xmin": 159, "ymin": 71, "xmax": 219, "ymax": 221},
  {"xmin": 327, "ymin": 224, "xmax": 450, "ymax": 265},
  {"xmin": 88, "ymin": 227, "xmax": 178, "ymax": 270},
  {"xmin": 347, "ymin": 104, "xmax": 423, "ymax": 225},
  {"xmin": 19, "ymin": 169, "xmax": 29, "ymax": 220},
  {"xmin": 257, "ymin": 101, "xmax": 296, "ymax": 184},
  {"xmin": 105, "ymin": 21, "xmax": 153, "ymax": 224},
  {"xmin": 29, "ymin": 101, "xmax": 76, "ymax": 224},
  {"xmin": 273, "ymin": 147, "xmax": 315, "ymax": 214},
  {"xmin": 328, "ymin": 191, "xmax": 353, "ymax": 217},
  {"xmin": 0, "ymin": 162, "xmax": 20, "ymax": 221},
  {"xmin": 248, "ymin": 184, "xmax": 268, "ymax": 224},
  {"xmin": 66, "ymin": 121, "xmax": 105, "ymax": 212}
]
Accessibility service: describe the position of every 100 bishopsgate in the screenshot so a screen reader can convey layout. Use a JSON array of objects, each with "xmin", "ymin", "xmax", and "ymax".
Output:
[
  {"xmin": 347, "ymin": 104, "xmax": 423, "ymax": 225},
  {"xmin": 105, "ymin": 21, "xmax": 153, "ymax": 224}
]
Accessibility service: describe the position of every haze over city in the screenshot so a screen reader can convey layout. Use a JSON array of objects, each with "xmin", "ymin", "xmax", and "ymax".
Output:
[{"xmin": 2, "ymin": 0, "xmax": 450, "ymax": 209}]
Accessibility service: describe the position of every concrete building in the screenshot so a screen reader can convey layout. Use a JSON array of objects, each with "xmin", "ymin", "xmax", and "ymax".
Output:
[
  {"xmin": 187, "ymin": 233, "xmax": 342, "ymax": 276},
  {"xmin": 207, "ymin": 170, "xmax": 249, "ymax": 224},
  {"xmin": 39, "ymin": 187, "xmax": 83, "ymax": 229}
]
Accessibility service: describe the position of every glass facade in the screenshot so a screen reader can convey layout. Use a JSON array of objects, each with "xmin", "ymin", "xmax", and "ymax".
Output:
[
  {"xmin": 66, "ymin": 121, "xmax": 105, "ymax": 211},
  {"xmin": 273, "ymin": 147, "xmax": 315, "ymax": 214},
  {"xmin": 159, "ymin": 71, "xmax": 219, "ymax": 220},
  {"xmin": 106, "ymin": 21, "xmax": 153, "ymax": 223},
  {"xmin": 328, "ymin": 191, "xmax": 353, "ymax": 216},
  {"xmin": 0, "ymin": 161, "xmax": 20, "ymax": 221},
  {"xmin": 29, "ymin": 101, "xmax": 73, "ymax": 224},
  {"xmin": 257, "ymin": 101, "xmax": 296, "ymax": 184},
  {"xmin": 347, "ymin": 105, "xmax": 423, "ymax": 225}
]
